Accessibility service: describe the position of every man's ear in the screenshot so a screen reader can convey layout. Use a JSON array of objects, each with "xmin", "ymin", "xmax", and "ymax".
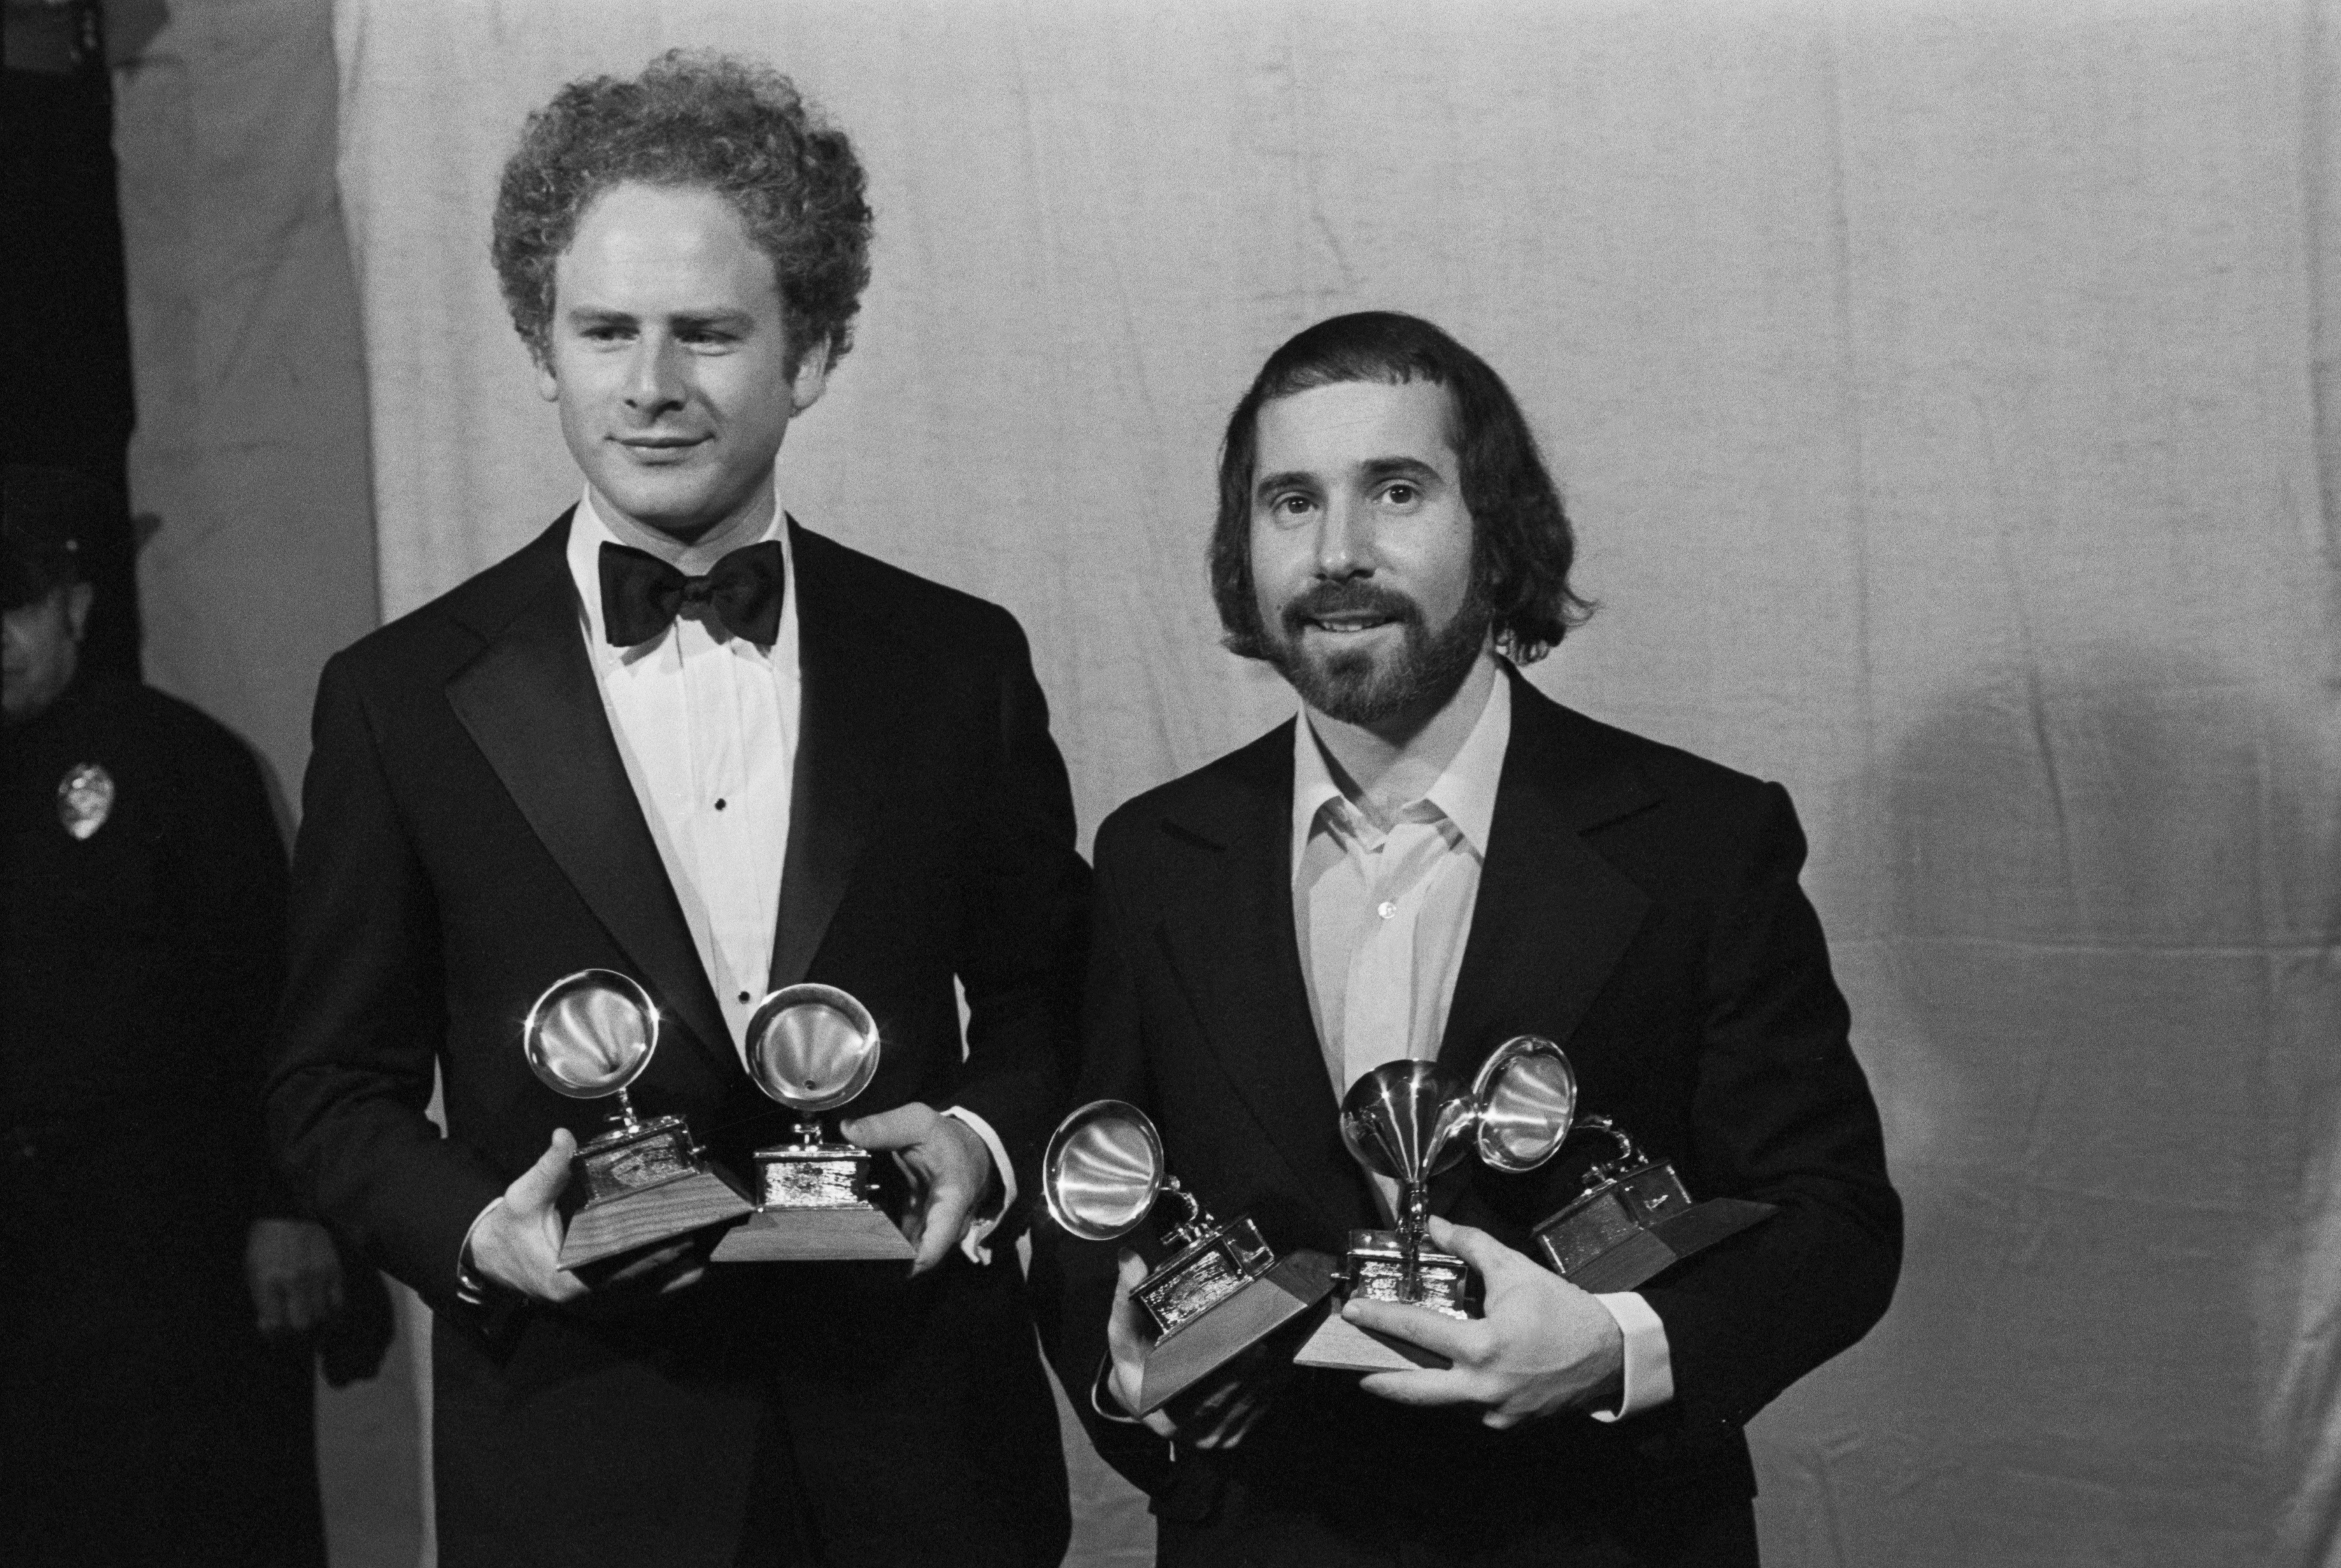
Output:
[
  {"xmin": 536, "ymin": 349, "xmax": 561, "ymax": 404},
  {"xmin": 788, "ymin": 338, "xmax": 834, "ymax": 415},
  {"xmin": 63, "ymin": 582, "xmax": 94, "ymax": 643}
]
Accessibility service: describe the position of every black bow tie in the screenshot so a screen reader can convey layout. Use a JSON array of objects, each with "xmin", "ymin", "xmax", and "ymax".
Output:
[{"xmin": 598, "ymin": 540, "xmax": 785, "ymax": 648}]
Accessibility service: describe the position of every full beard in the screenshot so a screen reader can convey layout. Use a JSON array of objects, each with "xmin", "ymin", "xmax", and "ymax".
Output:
[{"xmin": 1261, "ymin": 581, "xmax": 1491, "ymax": 729}]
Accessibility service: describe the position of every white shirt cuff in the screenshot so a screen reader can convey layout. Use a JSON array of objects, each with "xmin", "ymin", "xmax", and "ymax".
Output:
[
  {"xmin": 1589, "ymin": 1291, "xmax": 1673, "ymax": 1421},
  {"xmin": 455, "ymin": 1197, "xmax": 504, "ymax": 1306},
  {"xmin": 939, "ymin": 1106, "xmax": 1014, "ymax": 1265},
  {"xmin": 1090, "ymin": 1353, "xmax": 1149, "ymax": 1425}
]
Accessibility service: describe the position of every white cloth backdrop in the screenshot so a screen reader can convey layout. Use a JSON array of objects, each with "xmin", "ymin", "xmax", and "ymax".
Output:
[
  {"xmin": 111, "ymin": 4, "xmax": 416, "ymax": 1566},
  {"xmin": 327, "ymin": 2, "xmax": 2340, "ymax": 1564}
]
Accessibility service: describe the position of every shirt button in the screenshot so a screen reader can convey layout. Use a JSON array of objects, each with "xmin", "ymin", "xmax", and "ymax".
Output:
[
  {"xmin": 1378, "ymin": 900, "xmax": 1397, "ymax": 920},
  {"xmin": 738, "ymin": 991, "xmax": 751, "ymax": 1003},
  {"xmin": 715, "ymin": 798, "xmax": 727, "ymax": 811}
]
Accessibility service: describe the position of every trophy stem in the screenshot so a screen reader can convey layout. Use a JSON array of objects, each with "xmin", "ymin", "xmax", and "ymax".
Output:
[
  {"xmin": 613, "ymin": 1085, "xmax": 644, "ymax": 1134},
  {"xmin": 793, "ymin": 1116, "xmax": 823, "ymax": 1148},
  {"xmin": 1575, "ymin": 1115, "xmax": 1644, "ymax": 1185},
  {"xmin": 1398, "ymin": 1182, "xmax": 1430, "ymax": 1301},
  {"xmin": 1158, "ymin": 1178, "xmax": 1212, "ymax": 1251}
]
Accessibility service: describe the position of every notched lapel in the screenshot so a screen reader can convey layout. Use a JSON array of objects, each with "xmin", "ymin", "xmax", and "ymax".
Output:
[
  {"xmin": 1153, "ymin": 747, "xmax": 1365, "ymax": 1234},
  {"xmin": 443, "ymin": 561, "xmax": 735, "ymax": 1076},
  {"xmin": 1435, "ymin": 680, "xmax": 1660, "ymax": 1090}
]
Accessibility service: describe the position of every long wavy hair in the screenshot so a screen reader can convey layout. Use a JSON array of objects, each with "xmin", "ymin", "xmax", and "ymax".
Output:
[
  {"xmin": 490, "ymin": 51, "xmax": 872, "ymax": 372},
  {"xmin": 1211, "ymin": 311, "xmax": 1593, "ymax": 664}
]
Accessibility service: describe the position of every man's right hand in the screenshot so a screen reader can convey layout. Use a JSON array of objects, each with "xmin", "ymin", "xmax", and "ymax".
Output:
[{"xmin": 468, "ymin": 1130, "xmax": 708, "ymax": 1309}]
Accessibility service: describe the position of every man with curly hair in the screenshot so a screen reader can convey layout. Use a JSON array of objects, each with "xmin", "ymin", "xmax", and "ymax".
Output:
[
  {"xmin": 1035, "ymin": 312, "xmax": 1900, "ymax": 1564},
  {"xmin": 268, "ymin": 53, "xmax": 1082, "ymax": 1565}
]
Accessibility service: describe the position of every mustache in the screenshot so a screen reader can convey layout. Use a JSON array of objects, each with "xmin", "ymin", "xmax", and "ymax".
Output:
[{"xmin": 1277, "ymin": 581, "xmax": 1423, "ymax": 637}]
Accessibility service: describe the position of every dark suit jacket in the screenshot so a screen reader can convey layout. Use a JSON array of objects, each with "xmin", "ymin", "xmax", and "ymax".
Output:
[
  {"xmin": 266, "ymin": 515, "xmax": 1086, "ymax": 1567},
  {"xmin": 1034, "ymin": 667, "xmax": 1899, "ymax": 1565}
]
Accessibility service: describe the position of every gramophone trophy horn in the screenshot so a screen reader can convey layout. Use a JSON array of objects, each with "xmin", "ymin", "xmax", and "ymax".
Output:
[
  {"xmin": 1042, "ymin": 1099, "xmax": 1333, "ymax": 1416},
  {"xmin": 711, "ymin": 983, "xmax": 913, "ymax": 1262},
  {"xmin": 522, "ymin": 969, "xmax": 752, "ymax": 1269},
  {"xmin": 1297, "ymin": 1040, "xmax": 1577, "ymax": 1372}
]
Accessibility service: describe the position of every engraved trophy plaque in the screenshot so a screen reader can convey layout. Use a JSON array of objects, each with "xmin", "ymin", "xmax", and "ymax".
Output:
[
  {"xmin": 1295, "ymin": 1037, "xmax": 1579, "ymax": 1372},
  {"xmin": 1044, "ymin": 1100, "xmax": 1334, "ymax": 1416},
  {"xmin": 524, "ymin": 969, "xmax": 753, "ymax": 1269},
  {"xmin": 710, "ymin": 983, "xmax": 913, "ymax": 1262},
  {"xmin": 1530, "ymin": 1115, "xmax": 1776, "ymax": 1292}
]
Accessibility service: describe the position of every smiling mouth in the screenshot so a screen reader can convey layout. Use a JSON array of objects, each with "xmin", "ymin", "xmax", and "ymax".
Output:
[
  {"xmin": 1282, "ymin": 585, "xmax": 1419, "ymax": 643},
  {"xmin": 616, "ymin": 436, "xmax": 707, "ymax": 457}
]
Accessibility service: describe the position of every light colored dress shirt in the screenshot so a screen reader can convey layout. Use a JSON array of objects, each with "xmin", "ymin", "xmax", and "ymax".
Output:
[
  {"xmin": 452, "ymin": 490, "xmax": 1008, "ymax": 1299},
  {"xmin": 564, "ymin": 492, "xmax": 1012, "ymax": 1255},
  {"xmin": 1290, "ymin": 660, "xmax": 1509, "ymax": 1098},
  {"xmin": 1289, "ymin": 659, "xmax": 1672, "ymax": 1418},
  {"xmin": 565, "ymin": 492, "xmax": 799, "ymax": 1061}
]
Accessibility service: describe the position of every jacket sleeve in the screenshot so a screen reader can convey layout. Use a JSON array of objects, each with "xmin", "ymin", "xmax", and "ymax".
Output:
[
  {"xmin": 1025, "ymin": 813, "xmax": 1179, "ymax": 1495},
  {"xmin": 1636, "ymin": 782, "xmax": 1902, "ymax": 1448},
  {"xmin": 263, "ymin": 652, "xmax": 509, "ymax": 1318},
  {"xmin": 943, "ymin": 609, "xmax": 1092, "ymax": 1208},
  {"xmin": 162, "ymin": 719, "xmax": 299, "ymax": 1225}
]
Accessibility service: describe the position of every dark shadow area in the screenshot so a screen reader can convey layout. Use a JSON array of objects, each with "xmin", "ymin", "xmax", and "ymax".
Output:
[
  {"xmin": 1764, "ymin": 647, "xmax": 2333, "ymax": 1566},
  {"xmin": 4, "ymin": 5, "xmax": 143, "ymax": 678}
]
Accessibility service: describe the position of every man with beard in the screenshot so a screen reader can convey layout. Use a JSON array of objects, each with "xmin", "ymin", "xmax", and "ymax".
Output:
[{"xmin": 1035, "ymin": 312, "xmax": 1900, "ymax": 1565}]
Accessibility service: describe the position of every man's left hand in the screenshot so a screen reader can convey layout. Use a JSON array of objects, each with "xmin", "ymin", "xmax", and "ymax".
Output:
[
  {"xmin": 1344, "ymin": 1216, "xmax": 1623, "ymax": 1430},
  {"xmin": 843, "ymin": 1103, "xmax": 997, "ymax": 1276},
  {"xmin": 246, "ymin": 1217, "xmax": 345, "ymax": 1337}
]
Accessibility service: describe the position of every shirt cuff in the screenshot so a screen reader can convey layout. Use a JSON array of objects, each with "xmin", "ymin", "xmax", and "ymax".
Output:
[
  {"xmin": 1090, "ymin": 1351, "xmax": 1149, "ymax": 1425},
  {"xmin": 1589, "ymin": 1292, "xmax": 1673, "ymax": 1421},
  {"xmin": 939, "ymin": 1106, "xmax": 1014, "ymax": 1265},
  {"xmin": 455, "ymin": 1197, "xmax": 504, "ymax": 1308}
]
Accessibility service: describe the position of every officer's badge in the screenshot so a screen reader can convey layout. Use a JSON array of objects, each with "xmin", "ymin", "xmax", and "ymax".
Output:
[{"xmin": 57, "ymin": 762, "xmax": 115, "ymax": 841}]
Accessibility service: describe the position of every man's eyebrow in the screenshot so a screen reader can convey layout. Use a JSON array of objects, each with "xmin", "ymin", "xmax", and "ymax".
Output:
[
  {"xmin": 1253, "ymin": 468, "xmax": 1319, "ymax": 499},
  {"xmin": 1358, "ymin": 456, "xmax": 1443, "ymax": 485},
  {"xmin": 668, "ymin": 308, "xmax": 760, "ymax": 331},
  {"xmin": 559, "ymin": 307, "xmax": 759, "ymax": 329}
]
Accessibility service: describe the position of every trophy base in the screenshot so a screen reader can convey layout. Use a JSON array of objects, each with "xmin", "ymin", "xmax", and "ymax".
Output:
[
  {"xmin": 576, "ymin": 1115, "xmax": 697, "ymax": 1203},
  {"xmin": 709, "ymin": 1203, "xmax": 915, "ymax": 1262},
  {"xmin": 1291, "ymin": 1231, "xmax": 1475, "ymax": 1373},
  {"xmin": 1291, "ymin": 1307, "xmax": 1452, "ymax": 1373},
  {"xmin": 1532, "ymin": 1158, "xmax": 1777, "ymax": 1292},
  {"xmin": 558, "ymin": 1162, "xmax": 754, "ymax": 1269},
  {"xmin": 1338, "ymin": 1230, "xmax": 1477, "ymax": 1316},
  {"xmin": 1134, "ymin": 1250, "xmax": 1336, "ymax": 1415},
  {"xmin": 709, "ymin": 1142, "xmax": 915, "ymax": 1262},
  {"xmin": 1536, "ymin": 1195, "xmax": 1777, "ymax": 1293},
  {"xmin": 1135, "ymin": 1215, "xmax": 1276, "ymax": 1337},
  {"xmin": 755, "ymin": 1143, "xmax": 879, "ymax": 1209}
]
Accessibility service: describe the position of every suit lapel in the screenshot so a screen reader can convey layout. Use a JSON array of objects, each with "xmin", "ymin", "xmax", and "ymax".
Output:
[
  {"xmin": 1155, "ymin": 731, "xmax": 1370, "ymax": 1234},
  {"xmin": 1435, "ymin": 671, "xmax": 1659, "ymax": 1088},
  {"xmin": 443, "ymin": 517, "xmax": 735, "ymax": 1076},
  {"xmin": 767, "ymin": 522, "xmax": 880, "ymax": 991}
]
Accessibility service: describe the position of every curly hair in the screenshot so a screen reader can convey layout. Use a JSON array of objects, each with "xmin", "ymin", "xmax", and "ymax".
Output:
[
  {"xmin": 1211, "ymin": 311, "xmax": 1593, "ymax": 666},
  {"xmin": 491, "ymin": 51, "xmax": 872, "ymax": 370}
]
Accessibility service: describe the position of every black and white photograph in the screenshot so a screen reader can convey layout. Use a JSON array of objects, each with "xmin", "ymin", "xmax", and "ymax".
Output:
[{"xmin": 3, "ymin": 1, "xmax": 2334, "ymax": 1564}]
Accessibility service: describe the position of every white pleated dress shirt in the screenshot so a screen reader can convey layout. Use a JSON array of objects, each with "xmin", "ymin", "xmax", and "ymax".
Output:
[
  {"xmin": 565, "ymin": 492, "xmax": 799, "ymax": 1058},
  {"xmin": 1290, "ymin": 660, "xmax": 1672, "ymax": 1418},
  {"xmin": 453, "ymin": 490, "xmax": 1009, "ymax": 1295},
  {"xmin": 565, "ymin": 492, "xmax": 1011, "ymax": 1251}
]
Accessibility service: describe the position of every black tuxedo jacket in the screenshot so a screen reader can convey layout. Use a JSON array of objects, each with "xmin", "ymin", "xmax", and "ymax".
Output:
[
  {"xmin": 267, "ymin": 515, "xmax": 1086, "ymax": 1567},
  {"xmin": 1034, "ymin": 667, "xmax": 1900, "ymax": 1564}
]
